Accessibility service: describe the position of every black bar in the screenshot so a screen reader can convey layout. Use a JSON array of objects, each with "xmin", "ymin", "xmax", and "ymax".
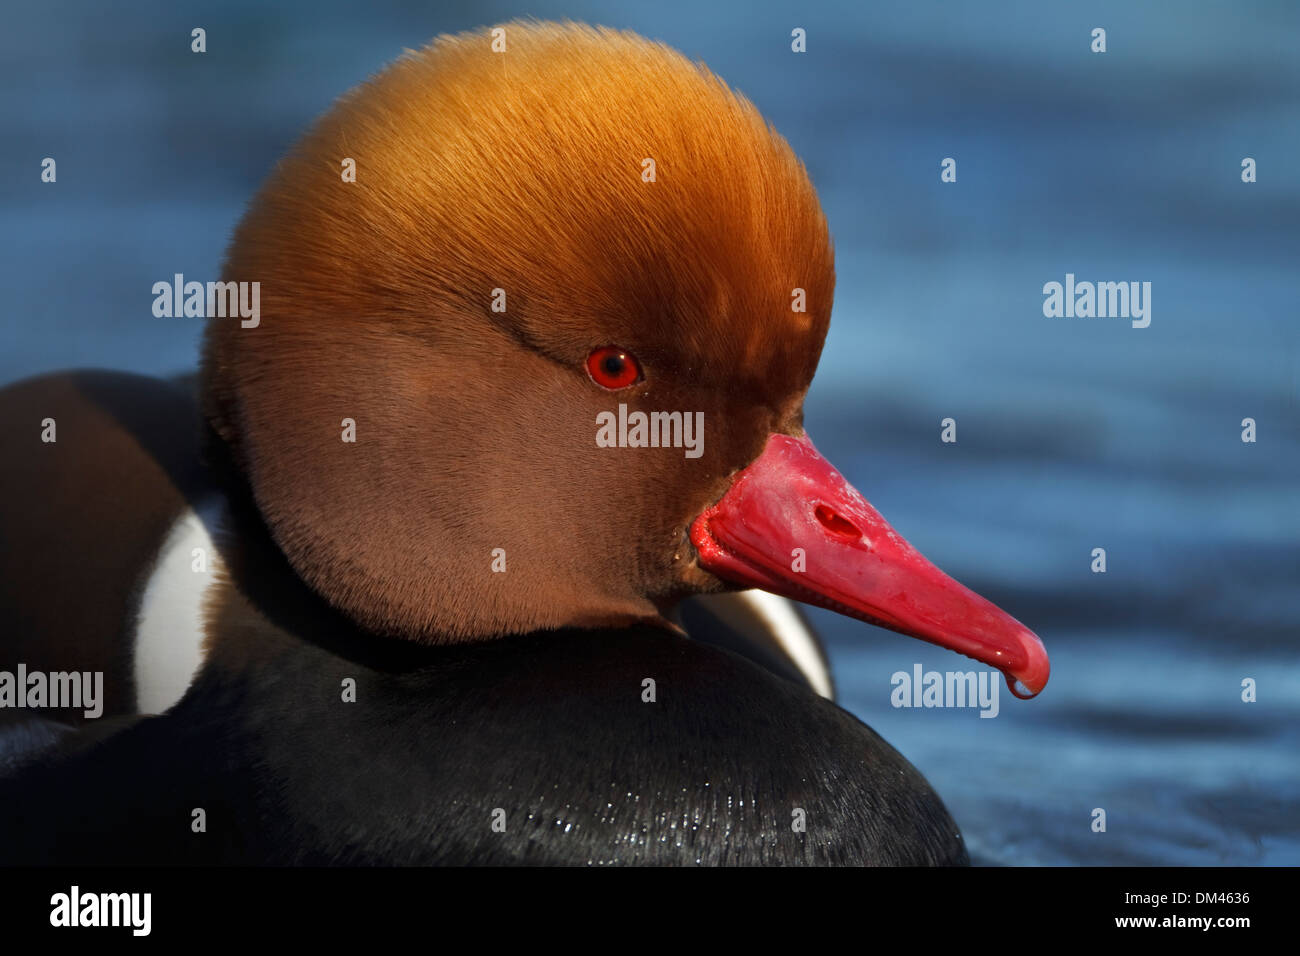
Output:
[{"xmin": 0, "ymin": 866, "xmax": 1283, "ymax": 941}]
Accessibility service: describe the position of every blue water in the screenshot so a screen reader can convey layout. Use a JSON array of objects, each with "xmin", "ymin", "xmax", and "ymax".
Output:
[{"xmin": 2, "ymin": 1, "xmax": 1297, "ymax": 864}]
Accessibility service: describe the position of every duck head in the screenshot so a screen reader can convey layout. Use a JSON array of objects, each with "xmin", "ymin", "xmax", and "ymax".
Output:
[{"xmin": 201, "ymin": 22, "xmax": 1048, "ymax": 697}]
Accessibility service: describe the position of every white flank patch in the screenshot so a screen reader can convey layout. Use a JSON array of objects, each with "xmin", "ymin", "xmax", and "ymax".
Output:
[
  {"xmin": 735, "ymin": 590, "xmax": 834, "ymax": 700},
  {"xmin": 133, "ymin": 498, "xmax": 226, "ymax": 714}
]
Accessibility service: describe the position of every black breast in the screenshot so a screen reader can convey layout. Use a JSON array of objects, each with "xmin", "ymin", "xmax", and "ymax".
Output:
[{"xmin": 0, "ymin": 623, "xmax": 967, "ymax": 865}]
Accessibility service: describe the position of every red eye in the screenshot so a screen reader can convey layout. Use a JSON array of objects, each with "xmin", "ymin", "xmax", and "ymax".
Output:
[{"xmin": 585, "ymin": 346, "xmax": 643, "ymax": 390}]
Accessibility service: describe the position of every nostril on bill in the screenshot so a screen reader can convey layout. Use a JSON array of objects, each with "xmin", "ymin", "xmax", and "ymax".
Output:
[{"xmin": 814, "ymin": 504, "xmax": 861, "ymax": 539}]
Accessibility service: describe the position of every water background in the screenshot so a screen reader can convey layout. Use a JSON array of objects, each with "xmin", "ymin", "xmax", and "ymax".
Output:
[{"xmin": 2, "ymin": 0, "xmax": 1296, "ymax": 864}]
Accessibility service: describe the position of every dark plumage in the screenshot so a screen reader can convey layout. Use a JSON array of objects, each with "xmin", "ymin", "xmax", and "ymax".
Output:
[{"xmin": 2, "ymin": 627, "xmax": 966, "ymax": 866}]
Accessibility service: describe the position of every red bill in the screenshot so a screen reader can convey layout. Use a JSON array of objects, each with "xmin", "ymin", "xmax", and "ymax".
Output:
[{"xmin": 690, "ymin": 433, "xmax": 1050, "ymax": 698}]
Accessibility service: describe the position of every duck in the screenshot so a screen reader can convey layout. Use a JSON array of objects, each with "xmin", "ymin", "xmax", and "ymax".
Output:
[{"xmin": 0, "ymin": 21, "xmax": 1048, "ymax": 865}]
